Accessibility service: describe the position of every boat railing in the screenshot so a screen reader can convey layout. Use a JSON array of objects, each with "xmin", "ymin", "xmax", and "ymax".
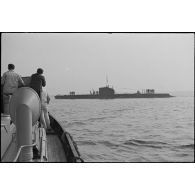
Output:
[
  {"xmin": 63, "ymin": 131, "xmax": 84, "ymax": 162},
  {"xmin": 13, "ymin": 143, "xmax": 37, "ymax": 162},
  {"xmin": 1, "ymin": 124, "xmax": 9, "ymax": 133}
]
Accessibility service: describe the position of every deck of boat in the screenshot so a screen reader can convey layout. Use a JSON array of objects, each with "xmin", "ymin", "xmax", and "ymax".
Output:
[
  {"xmin": 47, "ymin": 134, "xmax": 67, "ymax": 162},
  {"xmin": 1, "ymin": 123, "xmax": 67, "ymax": 162}
]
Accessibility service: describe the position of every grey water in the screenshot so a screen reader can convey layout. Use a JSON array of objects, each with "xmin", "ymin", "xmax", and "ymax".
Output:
[{"xmin": 49, "ymin": 95, "xmax": 194, "ymax": 162}]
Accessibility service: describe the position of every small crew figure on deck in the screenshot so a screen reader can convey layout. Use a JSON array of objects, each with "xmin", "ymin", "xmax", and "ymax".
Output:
[{"xmin": 1, "ymin": 64, "xmax": 24, "ymax": 114}]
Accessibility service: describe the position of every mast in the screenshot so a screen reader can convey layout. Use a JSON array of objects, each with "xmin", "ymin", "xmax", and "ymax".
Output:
[{"xmin": 106, "ymin": 74, "xmax": 109, "ymax": 87}]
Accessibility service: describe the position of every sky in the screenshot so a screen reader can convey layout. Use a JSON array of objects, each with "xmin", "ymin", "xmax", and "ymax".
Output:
[{"xmin": 1, "ymin": 33, "xmax": 194, "ymax": 95}]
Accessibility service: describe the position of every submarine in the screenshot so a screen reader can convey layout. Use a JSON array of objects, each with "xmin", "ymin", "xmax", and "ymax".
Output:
[{"xmin": 55, "ymin": 85, "xmax": 174, "ymax": 99}]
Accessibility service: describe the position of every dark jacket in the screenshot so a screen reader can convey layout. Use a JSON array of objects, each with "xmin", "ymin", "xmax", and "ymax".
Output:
[{"xmin": 30, "ymin": 73, "xmax": 46, "ymax": 96}]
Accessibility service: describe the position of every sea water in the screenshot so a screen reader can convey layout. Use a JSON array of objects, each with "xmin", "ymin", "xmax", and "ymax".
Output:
[{"xmin": 48, "ymin": 95, "xmax": 194, "ymax": 162}]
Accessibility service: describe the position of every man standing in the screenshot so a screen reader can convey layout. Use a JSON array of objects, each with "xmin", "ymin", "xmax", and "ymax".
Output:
[
  {"xmin": 30, "ymin": 68, "xmax": 46, "ymax": 97},
  {"xmin": 1, "ymin": 64, "xmax": 24, "ymax": 114}
]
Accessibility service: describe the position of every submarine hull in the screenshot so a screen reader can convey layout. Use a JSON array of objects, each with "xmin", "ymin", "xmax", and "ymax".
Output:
[{"xmin": 55, "ymin": 93, "xmax": 174, "ymax": 99}]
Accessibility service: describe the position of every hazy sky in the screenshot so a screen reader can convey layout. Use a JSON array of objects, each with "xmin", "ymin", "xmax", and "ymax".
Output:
[{"xmin": 1, "ymin": 33, "xmax": 194, "ymax": 95}]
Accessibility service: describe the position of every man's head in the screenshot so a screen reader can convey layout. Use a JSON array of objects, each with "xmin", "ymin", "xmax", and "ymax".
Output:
[
  {"xmin": 8, "ymin": 64, "xmax": 15, "ymax": 70},
  {"xmin": 37, "ymin": 68, "xmax": 43, "ymax": 74}
]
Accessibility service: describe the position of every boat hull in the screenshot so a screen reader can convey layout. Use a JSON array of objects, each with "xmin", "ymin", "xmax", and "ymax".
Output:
[{"xmin": 48, "ymin": 113, "xmax": 83, "ymax": 162}]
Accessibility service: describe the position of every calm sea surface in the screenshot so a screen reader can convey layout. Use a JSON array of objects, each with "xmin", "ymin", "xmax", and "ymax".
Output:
[{"xmin": 49, "ymin": 96, "xmax": 194, "ymax": 162}]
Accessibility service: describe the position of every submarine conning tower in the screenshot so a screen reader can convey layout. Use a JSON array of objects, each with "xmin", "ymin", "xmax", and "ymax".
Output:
[{"xmin": 99, "ymin": 86, "xmax": 115, "ymax": 98}]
